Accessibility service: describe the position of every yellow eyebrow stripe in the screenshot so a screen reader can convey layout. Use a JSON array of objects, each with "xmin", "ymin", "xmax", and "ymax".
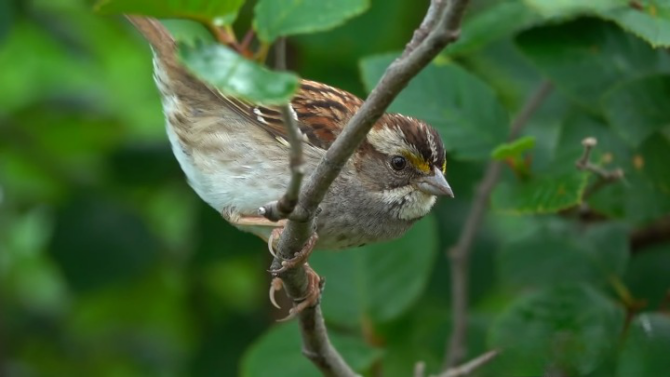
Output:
[
  {"xmin": 442, "ymin": 159, "xmax": 447, "ymax": 174},
  {"xmin": 403, "ymin": 152, "xmax": 431, "ymax": 173}
]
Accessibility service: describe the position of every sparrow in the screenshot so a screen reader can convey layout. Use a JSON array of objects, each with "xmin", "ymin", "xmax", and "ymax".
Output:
[{"xmin": 127, "ymin": 16, "xmax": 453, "ymax": 316}]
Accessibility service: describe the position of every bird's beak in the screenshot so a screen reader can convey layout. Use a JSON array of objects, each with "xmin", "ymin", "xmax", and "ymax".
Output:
[{"xmin": 415, "ymin": 167, "xmax": 454, "ymax": 198}]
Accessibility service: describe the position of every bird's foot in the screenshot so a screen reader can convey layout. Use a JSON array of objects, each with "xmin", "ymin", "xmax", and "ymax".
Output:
[
  {"xmin": 270, "ymin": 231, "xmax": 318, "ymax": 274},
  {"xmin": 268, "ymin": 230, "xmax": 321, "ymax": 321},
  {"xmin": 269, "ymin": 263, "xmax": 323, "ymax": 321}
]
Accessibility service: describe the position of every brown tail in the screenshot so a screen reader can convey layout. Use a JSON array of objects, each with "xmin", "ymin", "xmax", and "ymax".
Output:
[
  {"xmin": 126, "ymin": 15, "xmax": 224, "ymax": 110},
  {"xmin": 126, "ymin": 16, "xmax": 176, "ymax": 62}
]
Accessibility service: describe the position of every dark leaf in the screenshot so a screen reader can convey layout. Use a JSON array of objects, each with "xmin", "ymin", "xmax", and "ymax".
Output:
[
  {"xmin": 517, "ymin": 18, "xmax": 670, "ymax": 110},
  {"xmin": 311, "ymin": 216, "xmax": 438, "ymax": 326},
  {"xmin": 360, "ymin": 54, "xmax": 509, "ymax": 161},
  {"xmin": 490, "ymin": 284, "xmax": 624, "ymax": 376},
  {"xmin": 603, "ymin": 74, "xmax": 670, "ymax": 147},
  {"xmin": 95, "ymin": 0, "xmax": 245, "ymax": 25},
  {"xmin": 617, "ymin": 313, "xmax": 670, "ymax": 377}
]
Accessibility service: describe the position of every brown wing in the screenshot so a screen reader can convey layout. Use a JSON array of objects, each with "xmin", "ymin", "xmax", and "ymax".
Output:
[{"xmin": 224, "ymin": 80, "xmax": 364, "ymax": 150}]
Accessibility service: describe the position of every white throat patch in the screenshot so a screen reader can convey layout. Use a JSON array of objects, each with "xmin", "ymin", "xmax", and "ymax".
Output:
[{"xmin": 378, "ymin": 186, "xmax": 437, "ymax": 220}]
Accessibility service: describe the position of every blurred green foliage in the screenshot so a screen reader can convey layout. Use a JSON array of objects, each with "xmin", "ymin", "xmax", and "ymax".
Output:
[{"xmin": 1, "ymin": 0, "xmax": 669, "ymax": 376}]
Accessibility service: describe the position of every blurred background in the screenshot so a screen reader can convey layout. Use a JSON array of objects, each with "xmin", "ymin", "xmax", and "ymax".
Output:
[{"xmin": 1, "ymin": 0, "xmax": 669, "ymax": 376}]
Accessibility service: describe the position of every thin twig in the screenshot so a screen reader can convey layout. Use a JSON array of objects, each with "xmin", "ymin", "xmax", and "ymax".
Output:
[
  {"xmin": 575, "ymin": 137, "xmax": 624, "ymax": 199},
  {"xmin": 268, "ymin": 0, "xmax": 474, "ymax": 376},
  {"xmin": 434, "ymin": 350, "xmax": 500, "ymax": 377},
  {"xmin": 259, "ymin": 39, "xmax": 305, "ymax": 221},
  {"xmin": 202, "ymin": 20, "xmax": 239, "ymax": 49},
  {"xmin": 404, "ymin": 0, "xmax": 448, "ymax": 57},
  {"xmin": 443, "ymin": 81, "xmax": 553, "ymax": 368},
  {"xmin": 239, "ymin": 29, "xmax": 256, "ymax": 57}
]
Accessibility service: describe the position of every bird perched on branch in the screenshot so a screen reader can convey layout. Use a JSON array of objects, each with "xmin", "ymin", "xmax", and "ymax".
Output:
[{"xmin": 127, "ymin": 16, "xmax": 453, "ymax": 317}]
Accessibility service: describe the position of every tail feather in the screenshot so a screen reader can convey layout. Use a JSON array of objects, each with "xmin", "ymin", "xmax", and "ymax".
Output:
[
  {"xmin": 126, "ymin": 15, "xmax": 224, "ymax": 107},
  {"xmin": 126, "ymin": 16, "xmax": 177, "ymax": 63}
]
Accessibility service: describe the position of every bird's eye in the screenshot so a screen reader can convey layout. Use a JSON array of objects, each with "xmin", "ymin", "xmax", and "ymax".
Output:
[{"xmin": 391, "ymin": 156, "xmax": 407, "ymax": 170}]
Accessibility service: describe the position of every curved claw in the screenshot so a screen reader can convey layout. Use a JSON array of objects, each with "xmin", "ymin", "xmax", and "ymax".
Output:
[
  {"xmin": 269, "ymin": 278, "xmax": 283, "ymax": 309},
  {"xmin": 277, "ymin": 308, "xmax": 299, "ymax": 322},
  {"xmin": 272, "ymin": 261, "xmax": 289, "ymax": 275},
  {"xmin": 275, "ymin": 264, "xmax": 323, "ymax": 322},
  {"xmin": 267, "ymin": 228, "xmax": 283, "ymax": 258}
]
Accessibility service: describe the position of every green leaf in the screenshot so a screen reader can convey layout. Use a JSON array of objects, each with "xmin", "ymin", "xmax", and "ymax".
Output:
[
  {"xmin": 581, "ymin": 222, "xmax": 631, "ymax": 278},
  {"xmin": 625, "ymin": 245, "xmax": 670, "ymax": 308},
  {"xmin": 524, "ymin": 0, "xmax": 670, "ymax": 48},
  {"xmin": 491, "ymin": 136, "xmax": 535, "ymax": 161},
  {"xmin": 523, "ymin": 0, "xmax": 619, "ymax": 17},
  {"xmin": 179, "ymin": 42, "xmax": 299, "ymax": 105},
  {"xmin": 638, "ymin": 133, "xmax": 670, "ymax": 195},
  {"xmin": 241, "ymin": 322, "xmax": 382, "ymax": 377},
  {"xmin": 490, "ymin": 284, "xmax": 624, "ymax": 376},
  {"xmin": 517, "ymin": 18, "xmax": 670, "ymax": 110},
  {"xmin": 604, "ymin": 2, "xmax": 670, "ymax": 48},
  {"xmin": 254, "ymin": 0, "xmax": 369, "ymax": 43},
  {"xmin": 377, "ymin": 307, "xmax": 485, "ymax": 376},
  {"xmin": 161, "ymin": 19, "xmax": 215, "ymax": 45},
  {"xmin": 445, "ymin": 0, "xmax": 542, "ymax": 56},
  {"xmin": 293, "ymin": 0, "xmax": 426, "ymax": 93},
  {"xmin": 310, "ymin": 216, "xmax": 437, "ymax": 326},
  {"xmin": 360, "ymin": 54, "xmax": 509, "ymax": 161},
  {"xmin": 610, "ymin": 133, "xmax": 670, "ymax": 223},
  {"xmin": 491, "ymin": 172, "xmax": 588, "ymax": 214},
  {"xmin": 458, "ymin": 39, "xmax": 548, "ymax": 112},
  {"xmin": 617, "ymin": 313, "xmax": 670, "ymax": 377},
  {"xmin": 555, "ymin": 113, "xmax": 670, "ymax": 224},
  {"xmin": 603, "ymin": 74, "xmax": 670, "ymax": 147},
  {"xmin": 95, "ymin": 0, "xmax": 245, "ymax": 25},
  {"xmin": 499, "ymin": 220, "xmax": 630, "ymax": 288}
]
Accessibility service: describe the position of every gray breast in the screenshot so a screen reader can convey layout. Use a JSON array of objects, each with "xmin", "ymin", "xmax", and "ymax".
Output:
[{"xmin": 314, "ymin": 179, "xmax": 417, "ymax": 250}]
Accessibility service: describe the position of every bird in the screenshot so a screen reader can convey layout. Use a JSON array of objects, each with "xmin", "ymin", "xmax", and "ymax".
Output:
[{"xmin": 126, "ymin": 16, "xmax": 453, "ymax": 316}]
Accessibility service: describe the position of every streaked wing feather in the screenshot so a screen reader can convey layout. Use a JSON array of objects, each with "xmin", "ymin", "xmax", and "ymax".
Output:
[{"xmin": 222, "ymin": 79, "xmax": 364, "ymax": 150}]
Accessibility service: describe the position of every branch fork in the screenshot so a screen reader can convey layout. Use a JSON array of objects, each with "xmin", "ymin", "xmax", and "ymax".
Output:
[
  {"xmin": 575, "ymin": 137, "xmax": 624, "ymax": 181},
  {"xmin": 575, "ymin": 137, "xmax": 625, "ymax": 199}
]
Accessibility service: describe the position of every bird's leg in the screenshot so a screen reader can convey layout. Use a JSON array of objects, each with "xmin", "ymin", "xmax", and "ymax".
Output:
[
  {"xmin": 268, "ymin": 230, "xmax": 322, "ymax": 320},
  {"xmin": 270, "ymin": 230, "xmax": 319, "ymax": 274},
  {"xmin": 222, "ymin": 211, "xmax": 287, "ymax": 228},
  {"xmin": 222, "ymin": 210, "xmax": 286, "ymax": 258},
  {"xmin": 222, "ymin": 208, "xmax": 322, "ymax": 320},
  {"xmin": 270, "ymin": 263, "xmax": 323, "ymax": 321}
]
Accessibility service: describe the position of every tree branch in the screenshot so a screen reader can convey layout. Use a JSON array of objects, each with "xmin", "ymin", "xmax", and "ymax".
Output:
[
  {"xmin": 443, "ymin": 81, "xmax": 553, "ymax": 368},
  {"xmin": 404, "ymin": 0, "xmax": 448, "ymax": 57},
  {"xmin": 266, "ymin": 0, "xmax": 474, "ymax": 375},
  {"xmin": 434, "ymin": 350, "xmax": 499, "ymax": 377}
]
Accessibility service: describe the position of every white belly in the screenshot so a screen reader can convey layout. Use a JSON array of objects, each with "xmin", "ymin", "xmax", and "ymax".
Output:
[{"xmin": 165, "ymin": 122, "xmax": 288, "ymax": 216}]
